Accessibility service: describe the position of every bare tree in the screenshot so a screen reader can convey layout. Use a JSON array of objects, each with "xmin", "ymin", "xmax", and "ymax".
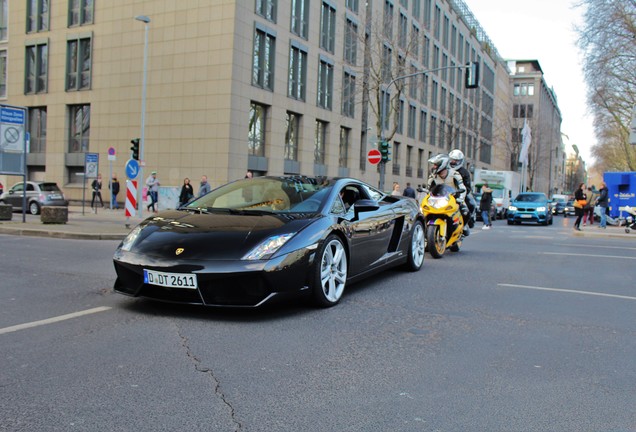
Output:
[{"xmin": 576, "ymin": 0, "xmax": 636, "ymax": 171}]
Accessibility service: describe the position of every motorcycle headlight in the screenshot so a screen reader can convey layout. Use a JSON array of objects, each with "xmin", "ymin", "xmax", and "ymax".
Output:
[
  {"xmin": 243, "ymin": 233, "xmax": 295, "ymax": 260},
  {"xmin": 428, "ymin": 196, "xmax": 450, "ymax": 209}
]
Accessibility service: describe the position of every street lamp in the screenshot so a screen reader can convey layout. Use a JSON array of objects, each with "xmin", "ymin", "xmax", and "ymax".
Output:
[
  {"xmin": 135, "ymin": 15, "xmax": 150, "ymax": 218},
  {"xmin": 378, "ymin": 62, "xmax": 479, "ymax": 191}
]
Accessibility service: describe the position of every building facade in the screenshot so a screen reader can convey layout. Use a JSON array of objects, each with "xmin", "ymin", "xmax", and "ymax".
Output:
[
  {"xmin": 507, "ymin": 60, "xmax": 565, "ymax": 195},
  {"xmin": 1, "ymin": 0, "xmax": 557, "ymax": 203}
]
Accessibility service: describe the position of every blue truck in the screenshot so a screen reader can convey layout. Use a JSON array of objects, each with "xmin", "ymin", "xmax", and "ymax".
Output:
[{"xmin": 604, "ymin": 172, "xmax": 636, "ymax": 218}]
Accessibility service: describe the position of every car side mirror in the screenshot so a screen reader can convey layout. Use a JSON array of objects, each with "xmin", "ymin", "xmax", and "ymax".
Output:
[{"xmin": 353, "ymin": 199, "xmax": 380, "ymax": 218}]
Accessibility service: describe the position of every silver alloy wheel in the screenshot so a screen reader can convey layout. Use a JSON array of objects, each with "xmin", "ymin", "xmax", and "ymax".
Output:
[
  {"xmin": 320, "ymin": 238, "xmax": 347, "ymax": 303},
  {"xmin": 411, "ymin": 222, "xmax": 425, "ymax": 267}
]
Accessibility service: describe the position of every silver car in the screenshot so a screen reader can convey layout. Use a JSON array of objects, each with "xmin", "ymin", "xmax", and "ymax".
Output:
[{"xmin": 0, "ymin": 181, "xmax": 69, "ymax": 215}]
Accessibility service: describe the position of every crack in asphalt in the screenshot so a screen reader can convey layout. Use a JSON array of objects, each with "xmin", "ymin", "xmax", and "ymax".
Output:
[{"xmin": 175, "ymin": 325, "xmax": 243, "ymax": 431}]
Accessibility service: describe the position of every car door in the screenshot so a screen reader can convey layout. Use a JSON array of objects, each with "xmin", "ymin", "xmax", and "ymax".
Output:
[
  {"xmin": 343, "ymin": 184, "xmax": 396, "ymax": 275},
  {"xmin": 6, "ymin": 183, "xmax": 24, "ymax": 209}
]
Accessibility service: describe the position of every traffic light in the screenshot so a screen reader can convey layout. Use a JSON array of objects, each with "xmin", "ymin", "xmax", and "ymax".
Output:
[
  {"xmin": 379, "ymin": 140, "xmax": 391, "ymax": 163},
  {"xmin": 465, "ymin": 62, "xmax": 480, "ymax": 89},
  {"xmin": 130, "ymin": 138, "xmax": 140, "ymax": 160}
]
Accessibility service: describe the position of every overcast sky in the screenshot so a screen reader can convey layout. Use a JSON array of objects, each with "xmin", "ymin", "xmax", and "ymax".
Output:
[{"xmin": 464, "ymin": 0, "xmax": 593, "ymax": 163}]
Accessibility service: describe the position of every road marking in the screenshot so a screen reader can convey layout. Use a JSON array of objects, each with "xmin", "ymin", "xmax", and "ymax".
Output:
[
  {"xmin": 554, "ymin": 243, "xmax": 636, "ymax": 251},
  {"xmin": 0, "ymin": 306, "xmax": 112, "ymax": 335},
  {"xmin": 541, "ymin": 252, "xmax": 636, "ymax": 260},
  {"xmin": 498, "ymin": 284, "xmax": 636, "ymax": 301}
]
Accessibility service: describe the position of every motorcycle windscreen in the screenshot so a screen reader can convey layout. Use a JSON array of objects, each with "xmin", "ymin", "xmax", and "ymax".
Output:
[{"xmin": 430, "ymin": 183, "xmax": 456, "ymax": 197}]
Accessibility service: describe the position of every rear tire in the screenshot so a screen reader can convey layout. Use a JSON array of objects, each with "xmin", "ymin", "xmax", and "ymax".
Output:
[
  {"xmin": 312, "ymin": 235, "xmax": 348, "ymax": 307},
  {"xmin": 426, "ymin": 225, "xmax": 446, "ymax": 259},
  {"xmin": 29, "ymin": 201, "xmax": 41, "ymax": 215},
  {"xmin": 404, "ymin": 220, "xmax": 425, "ymax": 271}
]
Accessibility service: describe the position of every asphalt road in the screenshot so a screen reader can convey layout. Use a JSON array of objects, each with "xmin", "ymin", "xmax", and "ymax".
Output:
[{"xmin": 1, "ymin": 218, "xmax": 635, "ymax": 432}]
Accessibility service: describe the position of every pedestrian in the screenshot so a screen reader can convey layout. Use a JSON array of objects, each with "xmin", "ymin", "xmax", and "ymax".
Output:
[
  {"xmin": 391, "ymin": 182, "xmax": 401, "ymax": 196},
  {"xmin": 582, "ymin": 185, "xmax": 595, "ymax": 225},
  {"xmin": 198, "ymin": 175, "xmax": 211, "ymax": 197},
  {"xmin": 573, "ymin": 182, "xmax": 587, "ymax": 231},
  {"xmin": 109, "ymin": 174, "xmax": 120, "ymax": 209},
  {"xmin": 179, "ymin": 177, "xmax": 194, "ymax": 207},
  {"xmin": 596, "ymin": 181, "xmax": 609, "ymax": 229},
  {"xmin": 91, "ymin": 173, "xmax": 104, "ymax": 208},
  {"xmin": 403, "ymin": 182, "xmax": 416, "ymax": 199},
  {"xmin": 480, "ymin": 183, "xmax": 493, "ymax": 230},
  {"xmin": 145, "ymin": 171, "xmax": 160, "ymax": 213}
]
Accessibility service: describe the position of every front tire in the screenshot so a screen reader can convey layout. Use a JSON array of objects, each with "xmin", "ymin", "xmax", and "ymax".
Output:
[
  {"xmin": 426, "ymin": 224, "xmax": 446, "ymax": 259},
  {"xmin": 405, "ymin": 220, "xmax": 425, "ymax": 271},
  {"xmin": 312, "ymin": 235, "xmax": 348, "ymax": 307}
]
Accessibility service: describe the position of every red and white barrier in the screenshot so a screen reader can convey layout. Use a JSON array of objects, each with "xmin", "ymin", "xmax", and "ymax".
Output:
[{"xmin": 125, "ymin": 180, "xmax": 137, "ymax": 217}]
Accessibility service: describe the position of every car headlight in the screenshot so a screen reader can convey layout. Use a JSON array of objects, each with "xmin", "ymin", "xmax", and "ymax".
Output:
[
  {"xmin": 120, "ymin": 225, "xmax": 143, "ymax": 251},
  {"xmin": 508, "ymin": 205, "xmax": 518, "ymax": 212},
  {"xmin": 243, "ymin": 233, "xmax": 295, "ymax": 260},
  {"xmin": 537, "ymin": 206, "xmax": 546, "ymax": 212}
]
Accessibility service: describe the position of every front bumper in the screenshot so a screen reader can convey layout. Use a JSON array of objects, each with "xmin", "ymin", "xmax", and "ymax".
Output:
[
  {"xmin": 507, "ymin": 211, "xmax": 550, "ymax": 224},
  {"xmin": 113, "ymin": 247, "xmax": 316, "ymax": 307}
]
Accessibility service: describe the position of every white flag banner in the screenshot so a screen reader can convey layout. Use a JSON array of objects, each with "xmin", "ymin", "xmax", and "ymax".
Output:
[{"xmin": 519, "ymin": 119, "xmax": 532, "ymax": 164}]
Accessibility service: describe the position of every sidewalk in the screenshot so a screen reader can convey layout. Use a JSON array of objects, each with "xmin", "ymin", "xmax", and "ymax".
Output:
[
  {"xmin": 0, "ymin": 205, "xmax": 142, "ymax": 240},
  {"xmin": 0, "ymin": 205, "xmax": 634, "ymax": 241}
]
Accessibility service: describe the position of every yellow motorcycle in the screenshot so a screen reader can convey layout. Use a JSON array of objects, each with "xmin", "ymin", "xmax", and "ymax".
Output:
[{"xmin": 420, "ymin": 184, "xmax": 465, "ymax": 258}]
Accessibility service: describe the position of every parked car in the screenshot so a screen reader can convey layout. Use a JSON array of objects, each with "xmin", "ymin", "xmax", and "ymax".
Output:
[
  {"xmin": 0, "ymin": 181, "xmax": 69, "ymax": 215},
  {"xmin": 113, "ymin": 176, "xmax": 426, "ymax": 308},
  {"xmin": 474, "ymin": 192, "xmax": 496, "ymax": 222},
  {"xmin": 507, "ymin": 192, "xmax": 553, "ymax": 226}
]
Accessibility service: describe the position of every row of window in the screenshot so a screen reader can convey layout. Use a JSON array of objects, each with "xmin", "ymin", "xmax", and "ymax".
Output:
[
  {"xmin": 25, "ymin": 104, "xmax": 89, "ymax": 157},
  {"xmin": 24, "ymin": 36, "xmax": 92, "ymax": 94},
  {"xmin": 249, "ymin": 99, "xmax": 490, "ymax": 172},
  {"xmin": 26, "ymin": 0, "xmax": 94, "ymax": 33}
]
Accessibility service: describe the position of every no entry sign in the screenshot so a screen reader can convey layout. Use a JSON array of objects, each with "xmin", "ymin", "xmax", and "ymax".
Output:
[{"xmin": 368, "ymin": 148, "xmax": 382, "ymax": 165}]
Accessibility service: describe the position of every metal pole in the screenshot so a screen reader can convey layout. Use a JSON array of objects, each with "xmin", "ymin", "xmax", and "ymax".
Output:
[{"xmin": 135, "ymin": 15, "xmax": 150, "ymax": 218}]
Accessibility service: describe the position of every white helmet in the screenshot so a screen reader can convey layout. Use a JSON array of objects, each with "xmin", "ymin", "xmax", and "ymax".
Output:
[
  {"xmin": 428, "ymin": 154, "xmax": 451, "ymax": 175},
  {"xmin": 449, "ymin": 149, "xmax": 465, "ymax": 169}
]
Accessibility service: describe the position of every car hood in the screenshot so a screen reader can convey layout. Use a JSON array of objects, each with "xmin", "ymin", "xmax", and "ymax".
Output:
[{"xmin": 123, "ymin": 210, "xmax": 319, "ymax": 260}]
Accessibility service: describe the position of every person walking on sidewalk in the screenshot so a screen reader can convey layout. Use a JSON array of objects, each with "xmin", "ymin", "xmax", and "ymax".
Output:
[
  {"xmin": 573, "ymin": 182, "xmax": 587, "ymax": 231},
  {"xmin": 146, "ymin": 171, "xmax": 160, "ymax": 213},
  {"xmin": 198, "ymin": 175, "xmax": 211, "ymax": 197},
  {"xmin": 91, "ymin": 174, "xmax": 104, "ymax": 208},
  {"xmin": 179, "ymin": 177, "xmax": 194, "ymax": 207},
  {"xmin": 479, "ymin": 183, "xmax": 493, "ymax": 230},
  {"xmin": 596, "ymin": 182, "xmax": 609, "ymax": 229},
  {"xmin": 109, "ymin": 175, "xmax": 120, "ymax": 209},
  {"xmin": 583, "ymin": 185, "xmax": 595, "ymax": 225}
]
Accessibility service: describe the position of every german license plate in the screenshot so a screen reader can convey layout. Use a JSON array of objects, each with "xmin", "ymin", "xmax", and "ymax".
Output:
[
  {"xmin": 144, "ymin": 269, "xmax": 198, "ymax": 289},
  {"xmin": 521, "ymin": 214, "xmax": 532, "ymax": 218}
]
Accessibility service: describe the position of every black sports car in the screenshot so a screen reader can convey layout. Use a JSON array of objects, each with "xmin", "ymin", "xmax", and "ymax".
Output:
[{"xmin": 113, "ymin": 176, "xmax": 426, "ymax": 308}]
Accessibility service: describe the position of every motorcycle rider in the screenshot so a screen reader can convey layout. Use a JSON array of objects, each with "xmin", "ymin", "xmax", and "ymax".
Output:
[
  {"xmin": 427, "ymin": 153, "xmax": 470, "ymax": 235},
  {"xmin": 449, "ymin": 149, "xmax": 476, "ymax": 228}
]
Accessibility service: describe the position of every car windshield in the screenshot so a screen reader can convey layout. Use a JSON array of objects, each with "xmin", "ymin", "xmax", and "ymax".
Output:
[
  {"xmin": 39, "ymin": 183, "xmax": 62, "ymax": 192},
  {"xmin": 183, "ymin": 177, "xmax": 335, "ymax": 213},
  {"xmin": 515, "ymin": 193, "xmax": 547, "ymax": 202}
]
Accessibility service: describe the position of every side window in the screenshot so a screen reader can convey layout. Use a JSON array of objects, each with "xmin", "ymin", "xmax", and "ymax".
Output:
[
  {"xmin": 27, "ymin": 184, "xmax": 35, "ymax": 191},
  {"xmin": 361, "ymin": 184, "xmax": 383, "ymax": 201},
  {"xmin": 331, "ymin": 195, "xmax": 346, "ymax": 214}
]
